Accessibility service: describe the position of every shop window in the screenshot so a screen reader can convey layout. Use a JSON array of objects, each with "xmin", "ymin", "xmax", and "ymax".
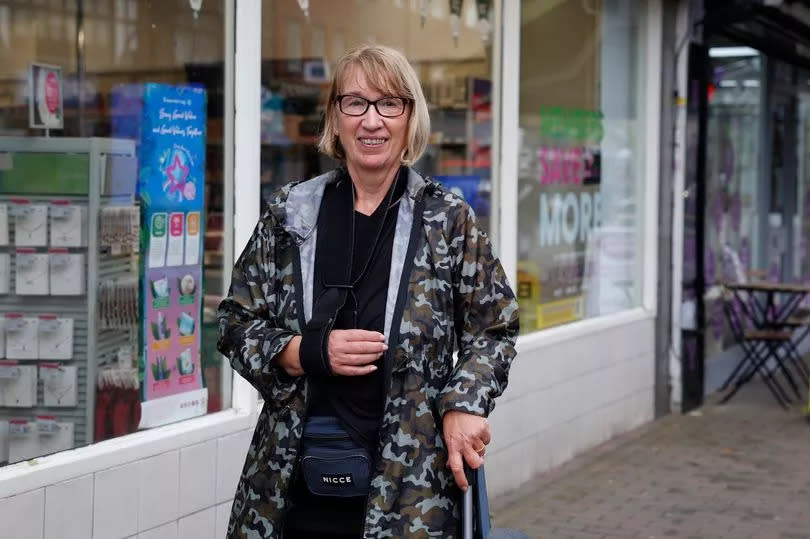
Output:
[
  {"xmin": 0, "ymin": 0, "xmax": 232, "ymax": 467},
  {"xmin": 701, "ymin": 47, "xmax": 763, "ymax": 360},
  {"xmin": 799, "ymin": 76, "xmax": 810, "ymax": 296},
  {"xmin": 259, "ymin": 0, "xmax": 497, "ymax": 235},
  {"xmin": 516, "ymin": 0, "xmax": 645, "ymax": 333}
]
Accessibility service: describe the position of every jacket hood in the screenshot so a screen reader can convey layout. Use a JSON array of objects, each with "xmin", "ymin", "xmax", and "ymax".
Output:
[{"xmin": 265, "ymin": 167, "xmax": 433, "ymax": 242}]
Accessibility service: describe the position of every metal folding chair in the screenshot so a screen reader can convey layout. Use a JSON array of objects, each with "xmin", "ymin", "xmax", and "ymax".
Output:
[
  {"xmin": 777, "ymin": 316, "xmax": 810, "ymax": 383},
  {"xmin": 720, "ymin": 287, "xmax": 799, "ymax": 408}
]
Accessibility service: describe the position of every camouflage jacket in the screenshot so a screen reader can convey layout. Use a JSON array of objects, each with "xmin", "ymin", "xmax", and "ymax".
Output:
[{"xmin": 217, "ymin": 168, "xmax": 519, "ymax": 538}]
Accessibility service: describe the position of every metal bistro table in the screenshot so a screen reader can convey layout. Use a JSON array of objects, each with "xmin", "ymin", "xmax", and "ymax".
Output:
[{"xmin": 720, "ymin": 281, "xmax": 810, "ymax": 407}]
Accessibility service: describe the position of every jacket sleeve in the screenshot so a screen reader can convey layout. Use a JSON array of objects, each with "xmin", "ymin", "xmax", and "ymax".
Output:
[
  {"xmin": 216, "ymin": 213, "xmax": 297, "ymax": 394},
  {"xmin": 437, "ymin": 202, "xmax": 520, "ymax": 418}
]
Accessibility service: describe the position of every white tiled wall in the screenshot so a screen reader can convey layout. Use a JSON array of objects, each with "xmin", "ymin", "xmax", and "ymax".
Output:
[
  {"xmin": 487, "ymin": 316, "xmax": 656, "ymax": 497},
  {"xmin": 138, "ymin": 521, "xmax": 177, "ymax": 539},
  {"xmin": 179, "ymin": 440, "xmax": 217, "ymax": 516},
  {"xmin": 0, "ymin": 488, "xmax": 44, "ymax": 539},
  {"xmin": 0, "ymin": 427, "xmax": 252, "ymax": 539},
  {"xmin": 94, "ymin": 462, "xmax": 139, "ymax": 539},
  {"xmin": 45, "ymin": 474, "xmax": 93, "ymax": 539},
  {"xmin": 215, "ymin": 431, "xmax": 251, "ymax": 505},
  {"xmin": 178, "ymin": 507, "xmax": 216, "ymax": 539},
  {"xmin": 139, "ymin": 452, "xmax": 180, "ymax": 531}
]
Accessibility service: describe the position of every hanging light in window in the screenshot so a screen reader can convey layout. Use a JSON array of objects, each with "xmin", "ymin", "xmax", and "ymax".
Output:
[
  {"xmin": 297, "ymin": 0, "xmax": 310, "ymax": 19},
  {"xmin": 189, "ymin": 0, "xmax": 202, "ymax": 19},
  {"xmin": 421, "ymin": 0, "xmax": 430, "ymax": 27},
  {"xmin": 476, "ymin": 0, "xmax": 491, "ymax": 44},
  {"xmin": 449, "ymin": 0, "xmax": 463, "ymax": 46}
]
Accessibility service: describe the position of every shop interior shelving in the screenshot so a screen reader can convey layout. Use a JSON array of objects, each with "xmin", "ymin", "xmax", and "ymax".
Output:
[{"xmin": 0, "ymin": 136, "xmax": 138, "ymax": 464}]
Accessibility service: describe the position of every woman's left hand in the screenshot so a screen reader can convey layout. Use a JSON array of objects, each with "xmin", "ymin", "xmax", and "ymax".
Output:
[{"xmin": 442, "ymin": 410, "xmax": 490, "ymax": 491}]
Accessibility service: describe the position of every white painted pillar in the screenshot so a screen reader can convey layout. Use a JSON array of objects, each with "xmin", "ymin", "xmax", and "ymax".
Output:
[{"xmin": 231, "ymin": 0, "xmax": 262, "ymax": 414}]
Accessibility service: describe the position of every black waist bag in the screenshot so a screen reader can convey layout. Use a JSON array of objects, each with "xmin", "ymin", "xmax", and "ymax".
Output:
[{"xmin": 301, "ymin": 415, "xmax": 372, "ymax": 497}]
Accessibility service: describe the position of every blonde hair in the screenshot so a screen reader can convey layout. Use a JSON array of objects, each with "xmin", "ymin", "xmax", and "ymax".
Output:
[{"xmin": 318, "ymin": 44, "xmax": 430, "ymax": 166}]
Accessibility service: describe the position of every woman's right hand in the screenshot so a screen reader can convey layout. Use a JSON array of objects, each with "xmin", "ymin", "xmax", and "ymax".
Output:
[
  {"xmin": 327, "ymin": 329, "xmax": 387, "ymax": 376},
  {"xmin": 277, "ymin": 335, "xmax": 304, "ymax": 376}
]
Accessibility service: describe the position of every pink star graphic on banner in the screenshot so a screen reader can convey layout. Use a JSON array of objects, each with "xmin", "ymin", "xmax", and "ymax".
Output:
[{"xmin": 165, "ymin": 153, "xmax": 189, "ymax": 197}]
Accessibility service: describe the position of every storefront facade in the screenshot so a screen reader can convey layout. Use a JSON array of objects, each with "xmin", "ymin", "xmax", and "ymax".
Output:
[
  {"xmin": 0, "ymin": 1, "xmax": 662, "ymax": 537},
  {"xmin": 671, "ymin": 0, "xmax": 810, "ymax": 412}
]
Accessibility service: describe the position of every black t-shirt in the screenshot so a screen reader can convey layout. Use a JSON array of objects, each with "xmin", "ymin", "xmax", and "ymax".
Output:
[{"xmin": 308, "ymin": 168, "xmax": 406, "ymax": 451}]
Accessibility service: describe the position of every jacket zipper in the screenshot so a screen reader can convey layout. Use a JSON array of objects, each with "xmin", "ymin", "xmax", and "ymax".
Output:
[
  {"xmin": 362, "ymin": 190, "xmax": 427, "ymax": 537},
  {"xmin": 280, "ymin": 237, "xmax": 313, "ymax": 539}
]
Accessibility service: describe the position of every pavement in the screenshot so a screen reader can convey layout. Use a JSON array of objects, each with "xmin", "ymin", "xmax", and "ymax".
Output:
[{"xmin": 491, "ymin": 381, "xmax": 810, "ymax": 539}]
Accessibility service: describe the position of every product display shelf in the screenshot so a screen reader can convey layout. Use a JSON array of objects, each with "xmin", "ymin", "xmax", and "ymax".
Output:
[
  {"xmin": 0, "ymin": 137, "xmax": 138, "ymax": 465},
  {"xmin": 0, "ymin": 194, "xmax": 90, "ymax": 458}
]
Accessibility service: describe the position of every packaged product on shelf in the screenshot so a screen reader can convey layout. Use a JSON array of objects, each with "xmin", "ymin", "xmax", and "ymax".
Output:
[
  {"xmin": 8, "ymin": 419, "xmax": 74, "ymax": 463},
  {"xmin": 37, "ymin": 316, "xmax": 73, "ymax": 360},
  {"xmin": 0, "ymin": 364, "xmax": 37, "ymax": 407},
  {"xmin": 48, "ymin": 250, "xmax": 85, "ymax": 295},
  {"xmin": 49, "ymin": 202, "xmax": 87, "ymax": 248},
  {"xmin": 13, "ymin": 203, "xmax": 48, "ymax": 247},
  {"xmin": 0, "ymin": 253, "xmax": 9, "ymax": 295},
  {"xmin": 99, "ymin": 206, "xmax": 139, "ymax": 253},
  {"xmin": 0, "ymin": 203, "xmax": 8, "ymax": 246},
  {"xmin": 15, "ymin": 250, "xmax": 50, "ymax": 295},
  {"xmin": 40, "ymin": 364, "xmax": 78, "ymax": 407},
  {"xmin": 99, "ymin": 277, "xmax": 139, "ymax": 329},
  {"xmin": 4, "ymin": 315, "xmax": 39, "ymax": 360}
]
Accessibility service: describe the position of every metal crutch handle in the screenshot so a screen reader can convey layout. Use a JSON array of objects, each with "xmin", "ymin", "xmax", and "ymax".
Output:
[{"xmin": 462, "ymin": 465, "xmax": 474, "ymax": 539}]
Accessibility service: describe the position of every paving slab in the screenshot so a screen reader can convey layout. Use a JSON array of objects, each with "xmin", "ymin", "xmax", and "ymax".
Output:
[{"xmin": 491, "ymin": 382, "xmax": 810, "ymax": 538}]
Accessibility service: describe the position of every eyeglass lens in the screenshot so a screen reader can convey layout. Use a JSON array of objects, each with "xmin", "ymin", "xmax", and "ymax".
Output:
[{"xmin": 339, "ymin": 95, "xmax": 406, "ymax": 117}]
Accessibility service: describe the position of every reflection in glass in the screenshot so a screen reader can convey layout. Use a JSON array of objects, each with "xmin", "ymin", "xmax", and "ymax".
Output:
[
  {"xmin": 0, "ymin": 0, "xmax": 232, "ymax": 466},
  {"xmin": 516, "ymin": 0, "xmax": 644, "ymax": 333},
  {"xmin": 260, "ymin": 0, "xmax": 495, "ymax": 235}
]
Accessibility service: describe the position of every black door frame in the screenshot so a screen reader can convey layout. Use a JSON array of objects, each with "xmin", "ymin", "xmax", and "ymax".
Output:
[{"xmin": 680, "ymin": 43, "xmax": 710, "ymax": 413}]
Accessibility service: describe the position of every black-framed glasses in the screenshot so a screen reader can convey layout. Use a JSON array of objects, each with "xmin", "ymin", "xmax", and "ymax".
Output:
[{"xmin": 336, "ymin": 95, "xmax": 410, "ymax": 117}]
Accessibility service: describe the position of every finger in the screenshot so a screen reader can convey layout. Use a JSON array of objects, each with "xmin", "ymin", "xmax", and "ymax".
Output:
[
  {"xmin": 339, "ymin": 340, "xmax": 388, "ymax": 354},
  {"xmin": 447, "ymin": 449, "xmax": 468, "ymax": 490},
  {"xmin": 463, "ymin": 445, "xmax": 484, "ymax": 470},
  {"xmin": 334, "ymin": 364, "xmax": 378, "ymax": 377},
  {"xmin": 480, "ymin": 421, "xmax": 491, "ymax": 445},
  {"xmin": 342, "ymin": 329, "xmax": 386, "ymax": 341},
  {"xmin": 334, "ymin": 353, "xmax": 382, "ymax": 366}
]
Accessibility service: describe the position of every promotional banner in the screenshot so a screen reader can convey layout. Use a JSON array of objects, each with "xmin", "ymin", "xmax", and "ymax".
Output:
[
  {"xmin": 532, "ymin": 106, "xmax": 602, "ymax": 329},
  {"xmin": 115, "ymin": 83, "xmax": 208, "ymax": 428}
]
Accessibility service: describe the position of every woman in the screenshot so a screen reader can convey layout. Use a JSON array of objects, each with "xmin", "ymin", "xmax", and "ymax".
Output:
[{"xmin": 217, "ymin": 44, "xmax": 518, "ymax": 538}]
